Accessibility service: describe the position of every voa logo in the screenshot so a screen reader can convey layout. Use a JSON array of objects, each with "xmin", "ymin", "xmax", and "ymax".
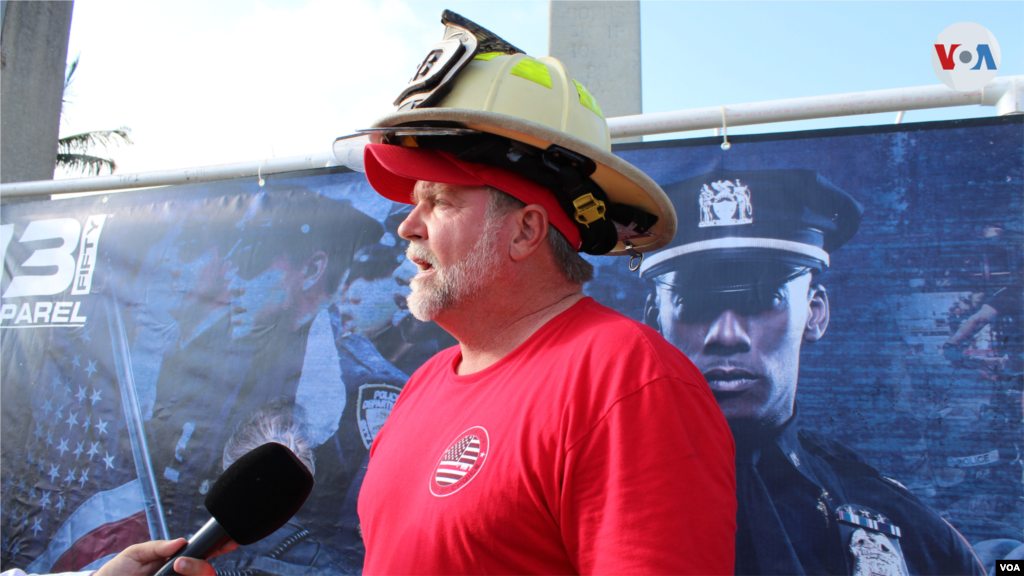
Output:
[
  {"xmin": 1, "ymin": 215, "xmax": 108, "ymax": 328},
  {"xmin": 997, "ymin": 560, "xmax": 1023, "ymax": 574},
  {"xmin": 932, "ymin": 22, "xmax": 1001, "ymax": 91}
]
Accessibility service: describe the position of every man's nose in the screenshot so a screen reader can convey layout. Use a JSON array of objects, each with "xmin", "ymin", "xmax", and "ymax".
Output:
[
  {"xmin": 704, "ymin": 309, "xmax": 751, "ymax": 354},
  {"xmin": 397, "ymin": 205, "xmax": 426, "ymax": 241}
]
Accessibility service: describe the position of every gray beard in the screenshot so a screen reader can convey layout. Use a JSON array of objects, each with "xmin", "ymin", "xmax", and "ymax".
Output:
[{"xmin": 406, "ymin": 218, "xmax": 504, "ymax": 322}]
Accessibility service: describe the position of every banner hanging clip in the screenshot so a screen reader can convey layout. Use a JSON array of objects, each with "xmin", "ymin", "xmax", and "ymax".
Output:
[{"xmin": 720, "ymin": 107, "xmax": 731, "ymax": 151}]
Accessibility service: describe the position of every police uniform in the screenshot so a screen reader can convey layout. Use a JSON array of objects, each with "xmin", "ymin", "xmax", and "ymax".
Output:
[
  {"xmin": 148, "ymin": 312, "xmax": 253, "ymax": 540},
  {"xmin": 736, "ymin": 410, "xmax": 983, "ymax": 575},
  {"xmin": 149, "ymin": 188, "xmax": 381, "ymax": 545},
  {"xmin": 209, "ymin": 519, "xmax": 353, "ymax": 575},
  {"xmin": 640, "ymin": 169, "xmax": 984, "ymax": 576},
  {"xmin": 299, "ymin": 304, "xmax": 409, "ymax": 569}
]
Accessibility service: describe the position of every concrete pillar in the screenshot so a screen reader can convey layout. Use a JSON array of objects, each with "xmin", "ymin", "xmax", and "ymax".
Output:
[
  {"xmin": 1, "ymin": 1, "xmax": 74, "ymax": 186},
  {"xmin": 549, "ymin": 1, "xmax": 641, "ymax": 143}
]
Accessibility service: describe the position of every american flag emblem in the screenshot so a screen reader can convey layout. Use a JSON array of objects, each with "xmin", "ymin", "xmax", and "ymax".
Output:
[{"xmin": 429, "ymin": 426, "xmax": 489, "ymax": 497}]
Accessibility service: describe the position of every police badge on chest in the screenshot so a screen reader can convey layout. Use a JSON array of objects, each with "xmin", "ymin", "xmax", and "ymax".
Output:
[
  {"xmin": 837, "ymin": 505, "xmax": 910, "ymax": 576},
  {"xmin": 357, "ymin": 384, "xmax": 402, "ymax": 448}
]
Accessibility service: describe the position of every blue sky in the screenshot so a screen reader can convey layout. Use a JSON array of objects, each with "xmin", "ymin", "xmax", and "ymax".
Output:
[{"xmin": 58, "ymin": 1, "xmax": 1023, "ymax": 176}]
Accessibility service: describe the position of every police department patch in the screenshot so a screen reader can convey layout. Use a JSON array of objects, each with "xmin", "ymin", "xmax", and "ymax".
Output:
[
  {"xmin": 357, "ymin": 384, "xmax": 402, "ymax": 449},
  {"xmin": 698, "ymin": 179, "xmax": 753, "ymax": 227},
  {"xmin": 429, "ymin": 426, "xmax": 489, "ymax": 497}
]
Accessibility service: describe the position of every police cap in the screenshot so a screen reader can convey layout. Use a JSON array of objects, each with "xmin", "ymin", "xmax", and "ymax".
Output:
[
  {"xmin": 639, "ymin": 169, "xmax": 863, "ymax": 290},
  {"xmin": 229, "ymin": 185, "xmax": 384, "ymax": 293}
]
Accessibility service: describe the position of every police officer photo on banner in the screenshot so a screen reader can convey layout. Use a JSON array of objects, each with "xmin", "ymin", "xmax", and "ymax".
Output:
[
  {"xmin": 142, "ymin": 183, "xmax": 384, "ymax": 562},
  {"xmin": 640, "ymin": 168, "xmax": 982, "ymax": 575}
]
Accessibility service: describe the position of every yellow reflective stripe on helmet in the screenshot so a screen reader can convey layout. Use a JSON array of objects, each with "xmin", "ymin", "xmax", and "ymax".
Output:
[
  {"xmin": 510, "ymin": 59, "xmax": 552, "ymax": 89},
  {"xmin": 572, "ymin": 79, "xmax": 603, "ymax": 118},
  {"xmin": 474, "ymin": 52, "xmax": 505, "ymax": 61}
]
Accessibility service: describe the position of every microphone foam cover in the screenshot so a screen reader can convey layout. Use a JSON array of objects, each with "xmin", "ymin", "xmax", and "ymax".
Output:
[{"xmin": 204, "ymin": 442, "xmax": 314, "ymax": 545}]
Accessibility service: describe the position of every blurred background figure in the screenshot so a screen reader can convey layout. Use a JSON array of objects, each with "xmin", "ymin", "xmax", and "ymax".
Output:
[
  {"xmin": 302, "ymin": 202, "xmax": 420, "ymax": 567},
  {"xmin": 148, "ymin": 186, "xmax": 381, "ymax": 543},
  {"xmin": 130, "ymin": 204, "xmax": 237, "ymax": 421},
  {"xmin": 211, "ymin": 398, "xmax": 351, "ymax": 575}
]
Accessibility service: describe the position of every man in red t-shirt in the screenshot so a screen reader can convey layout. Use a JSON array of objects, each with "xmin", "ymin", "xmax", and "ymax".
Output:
[
  {"xmin": 352, "ymin": 11, "xmax": 736, "ymax": 575},
  {"xmin": 62, "ymin": 11, "xmax": 736, "ymax": 576}
]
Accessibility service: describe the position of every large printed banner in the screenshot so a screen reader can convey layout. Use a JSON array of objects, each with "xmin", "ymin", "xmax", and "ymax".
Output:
[{"xmin": 2, "ymin": 117, "xmax": 1021, "ymax": 574}]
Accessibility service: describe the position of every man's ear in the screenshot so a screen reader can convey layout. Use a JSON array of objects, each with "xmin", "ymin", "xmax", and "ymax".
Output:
[
  {"xmin": 302, "ymin": 251, "xmax": 328, "ymax": 291},
  {"xmin": 804, "ymin": 283, "xmax": 830, "ymax": 342},
  {"xmin": 644, "ymin": 291, "xmax": 662, "ymax": 333},
  {"xmin": 509, "ymin": 205, "xmax": 549, "ymax": 262}
]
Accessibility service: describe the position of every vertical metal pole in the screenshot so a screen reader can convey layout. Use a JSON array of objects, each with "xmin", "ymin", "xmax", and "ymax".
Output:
[{"xmin": 104, "ymin": 284, "xmax": 168, "ymax": 540}]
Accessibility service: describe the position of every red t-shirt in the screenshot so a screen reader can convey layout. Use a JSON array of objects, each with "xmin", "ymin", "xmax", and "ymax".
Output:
[{"xmin": 358, "ymin": 298, "xmax": 736, "ymax": 575}]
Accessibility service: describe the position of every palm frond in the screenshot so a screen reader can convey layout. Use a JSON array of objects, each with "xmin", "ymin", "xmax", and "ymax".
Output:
[
  {"xmin": 57, "ymin": 128, "xmax": 133, "ymax": 155},
  {"xmin": 56, "ymin": 153, "xmax": 116, "ymax": 177},
  {"xmin": 62, "ymin": 55, "xmax": 80, "ymax": 118},
  {"xmin": 64, "ymin": 54, "xmax": 80, "ymax": 92}
]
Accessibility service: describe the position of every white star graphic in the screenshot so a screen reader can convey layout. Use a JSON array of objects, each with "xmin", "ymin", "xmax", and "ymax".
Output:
[
  {"xmin": 102, "ymin": 452, "xmax": 115, "ymax": 470},
  {"xmin": 64, "ymin": 468, "xmax": 76, "ymax": 483},
  {"xmin": 30, "ymin": 517, "xmax": 42, "ymax": 536},
  {"xmin": 89, "ymin": 388, "xmax": 101, "ymax": 404},
  {"xmin": 56, "ymin": 438, "xmax": 70, "ymax": 457},
  {"xmin": 85, "ymin": 360, "xmax": 98, "ymax": 378},
  {"xmin": 65, "ymin": 411, "xmax": 78, "ymax": 430},
  {"xmin": 86, "ymin": 442, "xmax": 100, "ymax": 460},
  {"xmin": 78, "ymin": 468, "xmax": 89, "ymax": 488},
  {"xmin": 45, "ymin": 432, "xmax": 54, "ymax": 446},
  {"xmin": 82, "ymin": 413, "xmax": 91, "ymax": 430},
  {"xmin": 73, "ymin": 441, "xmax": 84, "ymax": 459},
  {"xmin": 47, "ymin": 464, "xmax": 60, "ymax": 482},
  {"xmin": 75, "ymin": 386, "xmax": 87, "ymax": 402},
  {"xmin": 94, "ymin": 418, "xmax": 108, "ymax": 435},
  {"xmin": 56, "ymin": 495, "xmax": 66, "ymax": 513},
  {"xmin": 39, "ymin": 491, "xmax": 50, "ymax": 509},
  {"xmin": 72, "ymin": 354, "xmax": 81, "ymax": 368},
  {"xmin": 34, "ymin": 423, "xmax": 44, "ymax": 439},
  {"xmin": 51, "ymin": 376, "xmax": 62, "ymax": 389},
  {"xmin": 41, "ymin": 398, "xmax": 53, "ymax": 414},
  {"xmin": 79, "ymin": 326, "xmax": 91, "ymax": 342},
  {"xmin": 53, "ymin": 408, "xmax": 62, "ymax": 421}
]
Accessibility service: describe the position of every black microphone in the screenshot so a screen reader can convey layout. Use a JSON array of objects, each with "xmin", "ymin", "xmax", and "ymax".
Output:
[{"xmin": 153, "ymin": 442, "xmax": 315, "ymax": 576}]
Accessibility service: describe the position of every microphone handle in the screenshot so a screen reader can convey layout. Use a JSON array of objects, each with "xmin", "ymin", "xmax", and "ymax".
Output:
[{"xmin": 153, "ymin": 517, "xmax": 231, "ymax": 576}]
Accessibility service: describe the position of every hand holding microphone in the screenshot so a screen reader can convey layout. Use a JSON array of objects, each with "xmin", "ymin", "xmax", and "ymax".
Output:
[
  {"xmin": 95, "ymin": 442, "xmax": 314, "ymax": 576},
  {"xmin": 93, "ymin": 538, "xmax": 235, "ymax": 576},
  {"xmin": 153, "ymin": 441, "xmax": 315, "ymax": 576}
]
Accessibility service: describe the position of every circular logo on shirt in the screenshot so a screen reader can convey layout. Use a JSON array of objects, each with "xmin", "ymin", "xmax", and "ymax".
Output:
[{"xmin": 429, "ymin": 426, "xmax": 490, "ymax": 497}]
